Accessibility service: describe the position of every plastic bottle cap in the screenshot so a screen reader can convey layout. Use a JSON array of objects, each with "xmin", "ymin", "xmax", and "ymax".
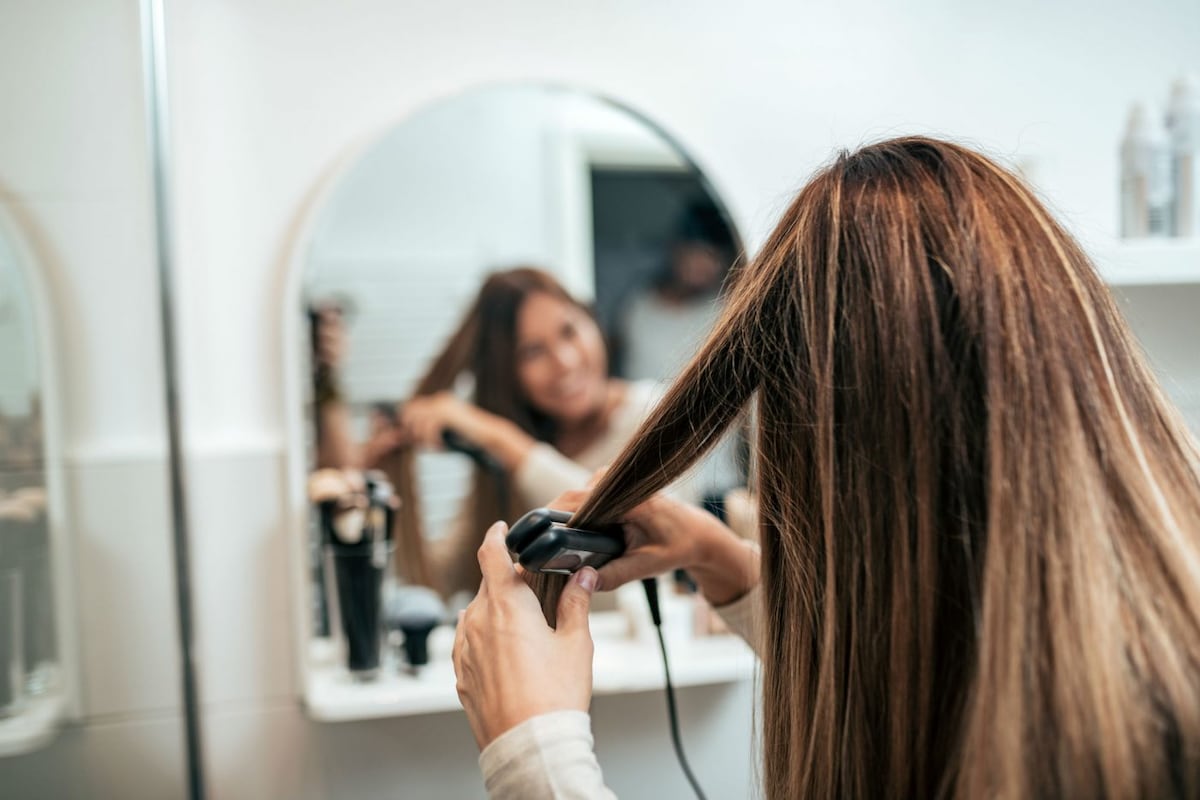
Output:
[{"xmin": 1125, "ymin": 102, "xmax": 1168, "ymax": 145}]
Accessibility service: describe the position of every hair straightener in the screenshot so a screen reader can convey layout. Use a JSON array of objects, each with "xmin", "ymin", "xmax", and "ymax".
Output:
[
  {"xmin": 507, "ymin": 507, "xmax": 708, "ymax": 800},
  {"xmin": 505, "ymin": 508, "xmax": 625, "ymax": 574}
]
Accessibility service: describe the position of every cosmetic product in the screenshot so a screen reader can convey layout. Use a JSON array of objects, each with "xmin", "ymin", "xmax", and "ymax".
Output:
[
  {"xmin": 1121, "ymin": 102, "xmax": 1173, "ymax": 238},
  {"xmin": 1167, "ymin": 74, "xmax": 1200, "ymax": 237},
  {"xmin": 383, "ymin": 584, "xmax": 446, "ymax": 673},
  {"xmin": 322, "ymin": 472, "xmax": 395, "ymax": 680}
]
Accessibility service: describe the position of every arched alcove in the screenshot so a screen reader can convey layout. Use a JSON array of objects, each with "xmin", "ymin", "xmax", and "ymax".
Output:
[{"xmin": 0, "ymin": 203, "xmax": 79, "ymax": 756}]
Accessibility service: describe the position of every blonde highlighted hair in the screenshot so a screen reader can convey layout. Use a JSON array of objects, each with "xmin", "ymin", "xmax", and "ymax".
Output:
[{"xmin": 532, "ymin": 137, "xmax": 1200, "ymax": 798}]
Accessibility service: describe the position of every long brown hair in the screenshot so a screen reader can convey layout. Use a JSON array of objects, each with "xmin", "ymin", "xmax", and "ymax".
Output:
[
  {"xmin": 391, "ymin": 267, "xmax": 596, "ymax": 595},
  {"xmin": 535, "ymin": 137, "xmax": 1200, "ymax": 797}
]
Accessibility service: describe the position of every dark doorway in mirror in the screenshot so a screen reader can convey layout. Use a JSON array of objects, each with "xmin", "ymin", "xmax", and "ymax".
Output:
[{"xmin": 590, "ymin": 169, "xmax": 739, "ymax": 382}]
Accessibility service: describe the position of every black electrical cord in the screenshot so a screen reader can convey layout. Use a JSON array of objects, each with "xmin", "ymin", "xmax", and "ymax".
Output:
[{"xmin": 642, "ymin": 578, "xmax": 708, "ymax": 800}]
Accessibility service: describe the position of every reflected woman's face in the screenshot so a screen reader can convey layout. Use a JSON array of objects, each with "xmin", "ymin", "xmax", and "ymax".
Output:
[{"xmin": 514, "ymin": 292, "xmax": 608, "ymax": 425}]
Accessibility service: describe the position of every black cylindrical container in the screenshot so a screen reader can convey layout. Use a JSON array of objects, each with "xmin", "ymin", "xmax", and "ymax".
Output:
[
  {"xmin": 322, "ymin": 473, "xmax": 395, "ymax": 680},
  {"xmin": 329, "ymin": 542, "xmax": 385, "ymax": 676}
]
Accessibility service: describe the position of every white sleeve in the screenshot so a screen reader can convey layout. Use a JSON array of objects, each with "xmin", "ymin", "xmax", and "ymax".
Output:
[
  {"xmin": 712, "ymin": 582, "xmax": 762, "ymax": 658},
  {"xmin": 479, "ymin": 710, "xmax": 618, "ymax": 800},
  {"xmin": 513, "ymin": 443, "xmax": 594, "ymax": 505}
]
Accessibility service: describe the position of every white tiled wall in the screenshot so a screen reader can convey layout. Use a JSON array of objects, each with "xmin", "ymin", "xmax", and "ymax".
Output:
[
  {"xmin": 68, "ymin": 456, "xmax": 182, "ymax": 719},
  {"xmin": 1115, "ymin": 285, "xmax": 1200, "ymax": 430},
  {"xmin": 185, "ymin": 448, "xmax": 296, "ymax": 710},
  {"xmin": 1, "ymin": 714, "xmax": 187, "ymax": 800},
  {"xmin": 195, "ymin": 678, "xmax": 757, "ymax": 800}
]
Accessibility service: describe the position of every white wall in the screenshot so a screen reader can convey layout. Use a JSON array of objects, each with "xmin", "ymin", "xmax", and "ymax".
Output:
[
  {"xmin": 2, "ymin": 0, "xmax": 1199, "ymax": 797},
  {"xmin": 168, "ymin": 0, "xmax": 1200, "ymax": 440},
  {"xmin": 0, "ymin": 0, "xmax": 187, "ymax": 797}
]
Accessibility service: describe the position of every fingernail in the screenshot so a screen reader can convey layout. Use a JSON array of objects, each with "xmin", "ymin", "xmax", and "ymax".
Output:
[
  {"xmin": 576, "ymin": 567, "xmax": 597, "ymax": 593},
  {"xmin": 488, "ymin": 520, "xmax": 507, "ymax": 536}
]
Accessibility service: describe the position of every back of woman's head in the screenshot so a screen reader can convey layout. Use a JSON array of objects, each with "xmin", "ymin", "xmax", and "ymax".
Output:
[{"xmin": 552, "ymin": 136, "xmax": 1200, "ymax": 798}]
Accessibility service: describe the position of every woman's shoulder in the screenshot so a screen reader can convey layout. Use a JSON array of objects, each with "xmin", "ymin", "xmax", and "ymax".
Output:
[
  {"xmin": 609, "ymin": 379, "xmax": 666, "ymax": 434},
  {"xmin": 618, "ymin": 378, "xmax": 666, "ymax": 412}
]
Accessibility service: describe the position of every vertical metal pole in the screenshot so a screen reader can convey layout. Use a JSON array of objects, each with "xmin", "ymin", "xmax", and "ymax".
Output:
[{"xmin": 137, "ymin": 0, "xmax": 206, "ymax": 797}]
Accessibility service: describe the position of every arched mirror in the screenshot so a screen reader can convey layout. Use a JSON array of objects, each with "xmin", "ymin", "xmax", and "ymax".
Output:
[
  {"xmin": 293, "ymin": 85, "xmax": 753, "ymax": 717},
  {"xmin": 0, "ymin": 217, "xmax": 72, "ymax": 754}
]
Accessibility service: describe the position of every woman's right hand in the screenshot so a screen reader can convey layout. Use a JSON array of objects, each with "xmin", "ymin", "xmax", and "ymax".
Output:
[
  {"xmin": 399, "ymin": 392, "xmax": 478, "ymax": 450},
  {"xmin": 546, "ymin": 489, "xmax": 760, "ymax": 607},
  {"xmin": 398, "ymin": 392, "xmax": 536, "ymax": 471}
]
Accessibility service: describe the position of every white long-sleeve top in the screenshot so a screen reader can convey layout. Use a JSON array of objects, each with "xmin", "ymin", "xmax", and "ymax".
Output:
[{"xmin": 477, "ymin": 584, "xmax": 762, "ymax": 799}]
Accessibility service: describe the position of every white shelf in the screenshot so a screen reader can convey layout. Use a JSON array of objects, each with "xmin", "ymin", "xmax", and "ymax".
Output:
[
  {"xmin": 1095, "ymin": 241, "xmax": 1200, "ymax": 286},
  {"xmin": 304, "ymin": 618, "xmax": 757, "ymax": 723},
  {"xmin": 0, "ymin": 689, "xmax": 65, "ymax": 758}
]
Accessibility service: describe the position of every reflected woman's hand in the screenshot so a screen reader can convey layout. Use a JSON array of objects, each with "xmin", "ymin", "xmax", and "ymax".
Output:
[
  {"xmin": 548, "ymin": 488, "xmax": 761, "ymax": 607},
  {"xmin": 453, "ymin": 521, "xmax": 597, "ymax": 750},
  {"xmin": 360, "ymin": 424, "xmax": 407, "ymax": 469},
  {"xmin": 399, "ymin": 392, "xmax": 477, "ymax": 449},
  {"xmin": 397, "ymin": 392, "xmax": 536, "ymax": 471}
]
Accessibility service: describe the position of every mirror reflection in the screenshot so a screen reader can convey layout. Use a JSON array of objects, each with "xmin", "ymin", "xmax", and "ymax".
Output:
[
  {"xmin": 301, "ymin": 86, "xmax": 746, "ymax": 673},
  {"xmin": 0, "ymin": 229, "xmax": 55, "ymax": 724}
]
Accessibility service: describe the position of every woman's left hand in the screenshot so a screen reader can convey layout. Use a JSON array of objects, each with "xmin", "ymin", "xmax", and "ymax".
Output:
[{"xmin": 453, "ymin": 521, "xmax": 598, "ymax": 750}]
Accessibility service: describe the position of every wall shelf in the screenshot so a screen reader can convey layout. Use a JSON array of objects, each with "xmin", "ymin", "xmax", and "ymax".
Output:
[
  {"xmin": 304, "ymin": 615, "xmax": 757, "ymax": 723},
  {"xmin": 1096, "ymin": 241, "xmax": 1200, "ymax": 286},
  {"xmin": 0, "ymin": 689, "xmax": 65, "ymax": 758}
]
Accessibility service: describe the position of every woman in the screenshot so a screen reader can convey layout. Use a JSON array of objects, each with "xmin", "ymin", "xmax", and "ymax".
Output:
[
  {"xmin": 317, "ymin": 267, "xmax": 701, "ymax": 596},
  {"xmin": 454, "ymin": 137, "xmax": 1200, "ymax": 798}
]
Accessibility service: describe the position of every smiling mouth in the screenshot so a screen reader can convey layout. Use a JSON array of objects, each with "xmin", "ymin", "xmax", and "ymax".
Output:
[{"xmin": 554, "ymin": 382, "xmax": 588, "ymax": 400}]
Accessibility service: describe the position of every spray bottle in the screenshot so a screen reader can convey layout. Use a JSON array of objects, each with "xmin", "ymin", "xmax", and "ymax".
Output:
[
  {"xmin": 1121, "ymin": 102, "xmax": 1173, "ymax": 238},
  {"xmin": 1167, "ymin": 74, "xmax": 1200, "ymax": 238}
]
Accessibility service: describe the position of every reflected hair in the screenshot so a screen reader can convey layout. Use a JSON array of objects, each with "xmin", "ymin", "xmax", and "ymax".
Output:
[
  {"xmin": 389, "ymin": 267, "xmax": 593, "ymax": 595},
  {"xmin": 532, "ymin": 137, "xmax": 1200, "ymax": 798}
]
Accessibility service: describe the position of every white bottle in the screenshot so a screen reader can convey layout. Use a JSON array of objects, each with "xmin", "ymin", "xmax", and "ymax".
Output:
[
  {"xmin": 1166, "ymin": 74, "xmax": 1200, "ymax": 238},
  {"xmin": 1121, "ymin": 102, "xmax": 1173, "ymax": 238}
]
